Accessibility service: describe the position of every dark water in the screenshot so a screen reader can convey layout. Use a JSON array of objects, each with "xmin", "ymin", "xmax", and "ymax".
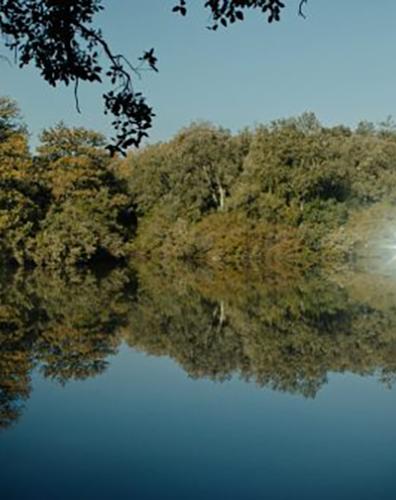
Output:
[{"xmin": 0, "ymin": 264, "xmax": 395, "ymax": 499}]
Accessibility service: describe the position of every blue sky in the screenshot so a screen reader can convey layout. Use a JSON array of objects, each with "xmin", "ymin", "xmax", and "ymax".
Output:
[{"xmin": 2, "ymin": 0, "xmax": 396, "ymax": 147}]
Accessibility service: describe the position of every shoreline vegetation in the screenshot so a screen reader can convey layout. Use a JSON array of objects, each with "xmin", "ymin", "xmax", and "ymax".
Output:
[
  {"xmin": 2, "ymin": 96, "xmax": 396, "ymax": 272},
  {"xmin": 3, "ymin": 95, "xmax": 396, "ymax": 426}
]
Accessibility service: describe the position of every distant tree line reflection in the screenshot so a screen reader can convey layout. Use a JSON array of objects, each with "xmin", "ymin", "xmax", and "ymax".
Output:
[{"xmin": 1, "ymin": 263, "xmax": 396, "ymax": 429}]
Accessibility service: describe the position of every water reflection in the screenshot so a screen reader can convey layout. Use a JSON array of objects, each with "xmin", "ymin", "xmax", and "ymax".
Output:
[
  {"xmin": 1, "ymin": 262, "xmax": 396, "ymax": 429},
  {"xmin": 0, "ymin": 267, "xmax": 137, "ymax": 429}
]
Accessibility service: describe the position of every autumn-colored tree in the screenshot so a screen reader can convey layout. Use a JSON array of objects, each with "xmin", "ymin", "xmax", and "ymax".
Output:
[
  {"xmin": 0, "ymin": 97, "xmax": 48, "ymax": 264},
  {"xmin": 29, "ymin": 123, "xmax": 136, "ymax": 267}
]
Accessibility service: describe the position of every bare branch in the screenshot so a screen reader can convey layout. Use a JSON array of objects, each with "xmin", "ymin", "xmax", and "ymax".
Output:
[
  {"xmin": 298, "ymin": 0, "xmax": 308, "ymax": 19},
  {"xmin": 0, "ymin": 53, "xmax": 11, "ymax": 66},
  {"xmin": 74, "ymin": 78, "xmax": 81, "ymax": 114}
]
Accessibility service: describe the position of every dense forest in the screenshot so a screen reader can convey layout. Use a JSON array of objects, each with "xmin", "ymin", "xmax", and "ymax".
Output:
[
  {"xmin": 2, "ymin": 96, "xmax": 396, "ymax": 270},
  {"xmin": 3, "ymin": 95, "xmax": 396, "ymax": 428}
]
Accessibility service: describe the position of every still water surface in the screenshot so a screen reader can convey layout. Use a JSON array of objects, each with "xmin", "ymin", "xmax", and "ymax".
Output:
[{"xmin": 0, "ymin": 264, "xmax": 395, "ymax": 499}]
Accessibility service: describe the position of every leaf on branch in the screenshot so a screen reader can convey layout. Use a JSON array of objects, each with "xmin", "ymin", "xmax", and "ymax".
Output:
[{"xmin": 139, "ymin": 48, "xmax": 158, "ymax": 72}]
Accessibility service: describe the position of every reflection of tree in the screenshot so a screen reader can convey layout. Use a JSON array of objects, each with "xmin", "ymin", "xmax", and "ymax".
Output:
[
  {"xmin": 29, "ymin": 269, "xmax": 136, "ymax": 383},
  {"xmin": 127, "ymin": 283, "xmax": 244, "ymax": 382},
  {"xmin": 0, "ymin": 350, "xmax": 32, "ymax": 430},
  {"xmin": 2, "ymin": 261, "xmax": 396, "ymax": 429},
  {"xmin": 0, "ymin": 267, "xmax": 136, "ymax": 428},
  {"xmin": 0, "ymin": 265, "xmax": 39, "ymax": 428},
  {"xmin": 126, "ymin": 263, "xmax": 396, "ymax": 398}
]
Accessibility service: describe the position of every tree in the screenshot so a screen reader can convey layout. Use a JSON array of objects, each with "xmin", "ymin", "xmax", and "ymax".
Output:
[
  {"xmin": 231, "ymin": 114, "xmax": 351, "ymax": 231},
  {"xmin": 0, "ymin": 1, "xmax": 307, "ymax": 154},
  {"xmin": 29, "ymin": 123, "xmax": 136, "ymax": 267},
  {"xmin": 0, "ymin": 96, "xmax": 26, "ymax": 141},
  {"xmin": 127, "ymin": 122, "xmax": 247, "ymax": 219},
  {"xmin": 0, "ymin": 97, "xmax": 48, "ymax": 264},
  {"xmin": 170, "ymin": 123, "xmax": 247, "ymax": 213}
]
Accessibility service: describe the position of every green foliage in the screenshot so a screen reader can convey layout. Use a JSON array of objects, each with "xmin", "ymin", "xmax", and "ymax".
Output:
[
  {"xmin": 231, "ymin": 116, "xmax": 351, "ymax": 222},
  {"xmin": 3, "ymin": 97, "xmax": 396, "ymax": 269},
  {"xmin": 0, "ymin": 97, "xmax": 26, "ymax": 141},
  {"xmin": 0, "ymin": 98, "xmax": 48, "ymax": 264},
  {"xmin": 37, "ymin": 122, "xmax": 107, "ymax": 162},
  {"xmin": 127, "ymin": 122, "xmax": 248, "ymax": 221},
  {"xmin": 125, "ymin": 112, "xmax": 396, "ymax": 266},
  {"xmin": 185, "ymin": 212, "xmax": 313, "ymax": 269},
  {"xmin": 0, "ymin": 108, "xmax": 135, "ymax": 267},
  {"xmin": 4, "ymin": 99, "xmax": 396, "ymax": 434},
  {"xmin": 30, "ymin": 189, "xmax": 132, "ymax": 267}
]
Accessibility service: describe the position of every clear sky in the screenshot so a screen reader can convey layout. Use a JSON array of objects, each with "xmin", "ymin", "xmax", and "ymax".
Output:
[{"xmin": 2, "ymin": 0, "xmax": 396, "ymax": 147}]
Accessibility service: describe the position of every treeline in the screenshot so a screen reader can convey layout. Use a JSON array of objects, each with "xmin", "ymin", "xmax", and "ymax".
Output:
[
  {"xmin": 124, "ymin": 115, "xmax": 396, "ymax": 267},
  {"xmin": 2, "ymin": 96, "xmax": 396, "ymax": 268}
]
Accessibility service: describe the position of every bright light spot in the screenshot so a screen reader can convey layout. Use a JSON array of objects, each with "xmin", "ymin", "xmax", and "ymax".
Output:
[{"xmin": 380, "ymin": 242, "xmax": 396, "ymax": 266}]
